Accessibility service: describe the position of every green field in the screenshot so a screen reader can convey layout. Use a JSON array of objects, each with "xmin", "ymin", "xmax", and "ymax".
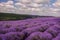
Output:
[
  {"xmin": 0, "ymin": 13, "xmax": 54, "ymax": 21},
  {"xmin": 0, "ymin": 13, "xmax": 39, "ymax": 20}
]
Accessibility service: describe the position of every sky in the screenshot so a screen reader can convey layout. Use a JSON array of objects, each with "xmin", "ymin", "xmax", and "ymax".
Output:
[{"xmin": 0, "ymin": 0, "xmax": 60, "ymax": 17}]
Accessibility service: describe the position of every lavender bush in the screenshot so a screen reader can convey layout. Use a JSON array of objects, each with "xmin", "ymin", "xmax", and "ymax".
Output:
[{"xmin": 0, "ymin": 17, "xmax": 60, "ymax": 40}]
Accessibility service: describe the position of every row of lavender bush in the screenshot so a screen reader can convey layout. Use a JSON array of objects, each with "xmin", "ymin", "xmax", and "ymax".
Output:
[{"xmin": 0, "ymin": 17, "xmax": 60, "ymax": 40}]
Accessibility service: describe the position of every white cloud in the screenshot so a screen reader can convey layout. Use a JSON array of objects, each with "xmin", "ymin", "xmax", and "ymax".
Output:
[
  {"xmin": 15, "ymin": 3, "xmax": 26, "ymax": 8},
  {"xmin": 53, "ymin": 0, "xmax": 60, "ymax": 7},
  {"xmin": 5, "ymin": 5, "xmax": 14, "ymax": 8},
  {"xmin": 14, "ymin": 0, "xmax": 51, "ymax": 9},
  {"xmin": 15, "ymin": 3, "xmax": 23, "ymax": 6},
  {"xmin": 27, "ymin": 3, "xmax": 40, "ymax": 8},
  {"xmin": 5, "ymin": 0, "xmax": 14, "ymax": 5},
  {"xmin": 33, "ymin": 0, "xmax": 50, "ymax": 4},
  {"xmin": 16, "ymin": 0, "xmax": 50, "ymax": 4},
  {"xmin": 0, "ymin": 0, "xmax": 60, "ymax": 17},
  {"xmin": 0, "ymin": 3, "xmax": 4, "ymax": 6},
  {"xmin": 0, "ymin": 0, "xmax": 16, "ymax": 13},
  {"xmin": 2, "ymin": 0, "xmax": 15, "ymax": 8},
  {"xmin": 20, "ymin": 0, "xmax": 31, "ymax": 4},
  {"xmin": 50, "ymin": 8, "xmax": 60, "ymax": 12}
]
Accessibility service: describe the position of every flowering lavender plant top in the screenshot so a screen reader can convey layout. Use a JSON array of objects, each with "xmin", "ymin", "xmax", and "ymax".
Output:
[{"xmin": 0, "ymin": 17, "xmax": 60, "ymax": 40}]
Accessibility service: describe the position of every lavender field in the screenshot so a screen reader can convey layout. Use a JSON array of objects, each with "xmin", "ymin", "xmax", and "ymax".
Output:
[{"xmin": 0, "ymin": 17, "xmax": 60, "ymax": 40}]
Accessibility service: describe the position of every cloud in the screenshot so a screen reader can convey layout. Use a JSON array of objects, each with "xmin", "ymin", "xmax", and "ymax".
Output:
[
  {"xmin": 0, "ymin": 3, "xmax": 4, "ymax": 12},
  {"xmin": 53, "ymin": 0, "xmax": 60, "ymax": 7},
  {"xmin": 33, "ymin": 0, "xmax": 50, "ymax": 4},
  {"xmin": 0, "ymin": 0, "xmax": 60, "ymax": 17},
  {"xmin": 50, "ymin": 8, "xmax": 60, "ymax": 12},
  {"xmin": 0, "ymin": 0, "xmax": 16, "ymax": 13},
  {"xmin": 26, "ymin": 3, "xmax": 40, "ymax": 8},
  {"xmin": 16, "ymin": 0, "xmax": 50, "ymax": 4},
  {"xmin": 5, "ymin": 0, "xmax": 14, "ymax": 5},
  {"xmin": 15, "ymin": 3, "xmax": 26, "ymax": 8},
  {"xmin": 14, "ymin": 0, "xmax": 51, "ymax": 9},
  {"xmin": 20, "ymin": 0, "xmax": 31, "ymax": 4},
  {"xmin": 5, "ymin": 5, "xmax": 14, "ymax": 8},
  {"xmin": 0, "ymin": 3, "xmax": 4, "ymax": 6},
  {"xmin": 3, "ymin": 0, "xmax": 14, "ymax": 8}
]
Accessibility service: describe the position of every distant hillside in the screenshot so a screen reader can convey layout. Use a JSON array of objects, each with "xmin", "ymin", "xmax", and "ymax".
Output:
[
  {"xmin": 0, "ymin": 13, "xmax": 40, "ymax": 21},
  {"xmin": 0, "ymin": 13, "xmax": 54, "ymax": 21}
]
